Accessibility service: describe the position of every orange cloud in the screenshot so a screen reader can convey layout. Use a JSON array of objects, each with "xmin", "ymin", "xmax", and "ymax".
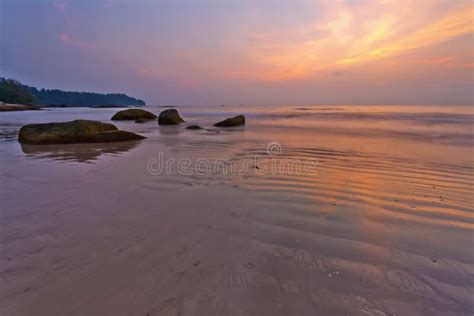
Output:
[
  {"xmin": 419, "ymin": 56, "xmax": 456, "ymax": 65},
  {"xmin": 338, "ymin": 5, "xmax": 474, "ymax": 65},
  {"xmin": 132, "ymin": 0, "xmax": 473, "ymax": 86},
  {"xmin": 222, "ymin": 1, "xmax": 473, "ymax": 82}
]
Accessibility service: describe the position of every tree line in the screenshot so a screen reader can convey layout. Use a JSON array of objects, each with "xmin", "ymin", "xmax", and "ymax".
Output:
[{"xmin": 0, "ymin": 78, "xmax": 145, "ymax": 107}]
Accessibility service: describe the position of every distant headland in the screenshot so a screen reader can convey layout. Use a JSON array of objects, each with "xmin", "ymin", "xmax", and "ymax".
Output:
[{"xmin": 0, "ymin": 78, "xmax": 145, "ymax": 108}]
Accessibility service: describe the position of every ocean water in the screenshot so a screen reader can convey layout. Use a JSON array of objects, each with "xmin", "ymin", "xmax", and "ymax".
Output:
[{"xmin": 0, "ymin": 105, "xmax": 473, "ymax": 315}]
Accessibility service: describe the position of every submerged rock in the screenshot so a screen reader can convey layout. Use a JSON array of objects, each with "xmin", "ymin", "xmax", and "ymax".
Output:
[
  {"xmin": 111, "ymin": 109, "xmax": 157, "ymax": 121},
  {"xmin": 185, "ymin": 125, "xmax": 203, "ymax": 130},
  {"xmin": 214, "ymin": 115, "xmax": 245, "ymax": 127},
  {"xmin": 158, "ymin": 109, "xmax": 184, "ymax": 125},
  {"xmin": 18, "ymin": 120, "xmax": 145, "ymax": 145}
]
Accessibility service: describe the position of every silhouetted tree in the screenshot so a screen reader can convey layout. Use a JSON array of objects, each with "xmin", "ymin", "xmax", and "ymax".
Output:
[
  {"xmin": 0, "ymin": 78, "xmax": 145, "ymax": 107},
  {"xmin": 0, "ymin": 78, "xmax": 35, "ymax": 105}
]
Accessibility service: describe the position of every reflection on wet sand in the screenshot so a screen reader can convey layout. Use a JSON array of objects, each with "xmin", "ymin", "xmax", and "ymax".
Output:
[
  {"xmin": 20, "ymin": 140, "xmax": 142, "ymax": 162},
  {"xmin": 1, "ymin": 105, "xmax": 473, "ymax": 315}
]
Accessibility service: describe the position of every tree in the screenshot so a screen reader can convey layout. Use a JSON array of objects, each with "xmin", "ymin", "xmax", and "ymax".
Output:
[
  {"xmin": 0, "ymin": 78, "xmax": 35, "ymax": 105},
  {"xmin": 0, "ymin": 77, "xmax": 146, "ymax": 106}
]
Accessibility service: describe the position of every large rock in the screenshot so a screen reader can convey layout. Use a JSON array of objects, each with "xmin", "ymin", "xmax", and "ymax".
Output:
[
  {"xmin": 214, "ymin": 115, "xmax": 245, "ymax": 127},
  {"xmin": 18, "ymin": 120, "xmax": 145, "ymax": 145},
  {"xmin": 158, "ymin": 109, "xmax": 184, "ymax": 125},
  {"xmin": 111, "ymin": 109, "xmax": 157, "ymax": 121}
]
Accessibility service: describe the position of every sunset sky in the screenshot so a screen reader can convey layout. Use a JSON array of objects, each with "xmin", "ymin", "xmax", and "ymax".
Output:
[{"xmin": 1, "ymin": 0, "xmax": 473, "ymax": 105}]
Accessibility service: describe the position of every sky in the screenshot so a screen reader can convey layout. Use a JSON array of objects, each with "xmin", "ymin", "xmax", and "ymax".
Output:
[{"xmin": 0, "ymin": 0, "xmax": 473, "ymax": 105}]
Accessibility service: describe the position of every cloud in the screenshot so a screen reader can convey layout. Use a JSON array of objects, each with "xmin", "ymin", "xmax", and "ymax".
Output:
[
  {"xmin": 52, "ymin": 0, "xmax": 70, "ymax": 24},
  {"xmin": 52, "ymin": 1, "xmax": 67, "ymax": 12},
  {"xmin": 326, "ymin": 70, "xmax": 363, "ymax": 78},
  {"xmin": 40, "ymin": 0, "xmax": 472, "ymax": 104},
  {"xmin": 53, "ymin": 1, "xmax": 95, "ymax": 49},
  {"xmin": 59, "ymin": 32, "xmax": 95, "ymax": 49},
  {"xmin": 338, "ymin": 4, "xmax": 474, "ymax": 66},
  {"xmin": 419, "ymin": 56, "xmax": 456, "ymax": 66},
  {"xmin": 217, "ymin": 0, "xmax": 473, "ymax": 82},
  {"xmin": 59, "ymin": 32, "xmax": 69, "ymax": 42}
]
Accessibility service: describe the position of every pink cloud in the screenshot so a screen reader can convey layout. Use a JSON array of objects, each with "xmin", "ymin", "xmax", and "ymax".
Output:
[
  {"xmin": 419, "ymin": 56, "xmax": 456, "ymax": 65},
  {"xmin": 52, "ymin": 1, "xmax": 67, "ymax": 12},
  {"xmin": 59, "ymin": 32, "xmax": 70, "ymax": 42},
  {"xmin": 59, "ymin": 32, "xmax": 95, "ymax": 49}
]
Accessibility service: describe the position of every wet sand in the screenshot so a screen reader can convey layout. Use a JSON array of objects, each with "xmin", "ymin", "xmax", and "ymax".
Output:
[{"xmin": 0, "ymin": 105, "xmax": 473, "ymax": 315}]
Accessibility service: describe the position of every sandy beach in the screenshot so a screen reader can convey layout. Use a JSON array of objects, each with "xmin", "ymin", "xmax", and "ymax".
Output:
[
  {"xmin": 2, "ymin": 0, "xmax": 473, "ymax": 313},
  {"xmin": 0, "ymin": 105, "xmax": 473, "ymax": 315}
]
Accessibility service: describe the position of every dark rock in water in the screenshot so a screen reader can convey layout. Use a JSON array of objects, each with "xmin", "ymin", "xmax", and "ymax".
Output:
[
  {"xmin": 135, "ymin": 118, "xmax": 154, "ymax": 124},
  {"xmin": 111, "ymin": 109, "xmax": 157, "ymax": 121},
  {"xmin": 158, "ymin": 109, "xmax": 184, "ymax": 125},
  {"xmin": 18, "ymin": 120, "xmax": 145, "ymax": 145},
  {"xmin": 186, "ymin": 125, "xmax": 203, "ymax": 130},
  {"xmin": 214, "ymin": 115, "xmax": 245, "ymax": 127}
]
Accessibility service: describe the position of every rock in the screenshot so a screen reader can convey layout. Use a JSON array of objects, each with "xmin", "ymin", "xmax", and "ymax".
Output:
[
  {"xmin": 135, "ymin": 118, "xmax": 154, "ymax": 124},
  {"xmin": 111, "ymin": 109, "xmax": 157, "ymax": 121},
  {"xmin": 185, "ymin": 125, "xmax": 203, "ymax": 130},
  {"xmin": 158, "ymin": 109, "xmax": 184, "ymax": 125},
  {"xmin": 214, "ymin": 115, "xmax": 245, "ymax": 127},
  {"xmin": 18, "ymin": 120, "xmax": 145, "ymax": 145}
]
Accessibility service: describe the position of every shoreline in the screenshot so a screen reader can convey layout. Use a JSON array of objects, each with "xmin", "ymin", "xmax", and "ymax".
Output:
[
  {"xmin": 0, "ymin": 103, "xmax": 147, "ymax": 112},
  {"xmin": 0, "ymin": 103, "xmax": 42, "ymax": 112}
]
